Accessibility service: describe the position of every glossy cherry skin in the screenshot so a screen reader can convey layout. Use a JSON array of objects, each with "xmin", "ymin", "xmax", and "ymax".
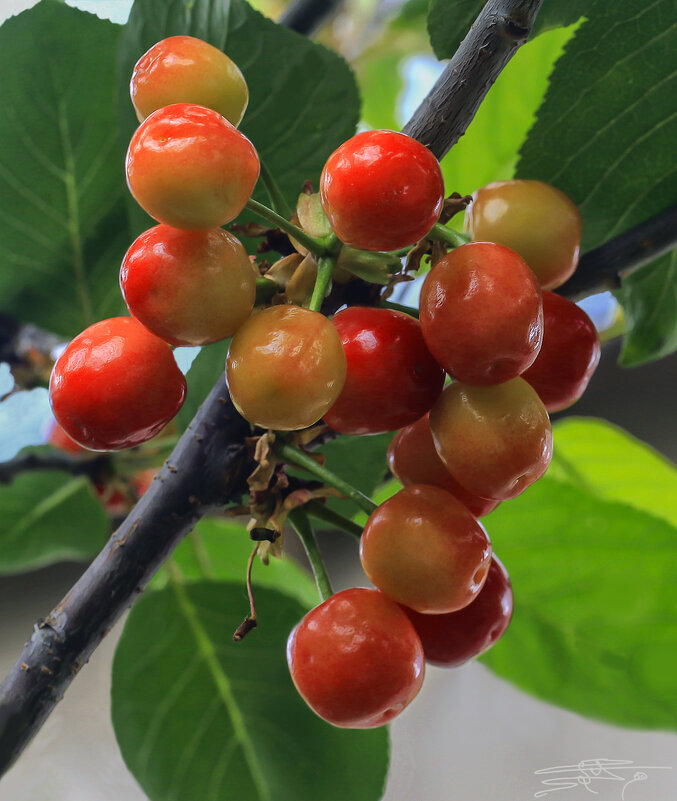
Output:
[
  {"xmin": 429, "ymin": 377, "xmax": 552, "ymax": 501},
  {"xmin": 323, "ymin": 307, "xmax": 444, "ymax": 435},
  {"xmin": 320, "ymin": 130, "xmax": 444, "ymax": 252},
  {"xmin": 130, "ymin": 35, "xmax": 248, "ymax": 126},
  {"xmin": 226, "ymin": 305, "xmax": 347, "ymax": 430},
  {"xmin": 49, "ymin": 317, "xmax": 186, "ymax": 451},
  {"xmin": 47, "ymin": 419, "xmax": 90, "ymax": 454},
  {"xmin": 287, "ymin": 587, "xmax": 425, "ymax": 728},
  {"xmin": 420, "ymin": 242, "xmax": 543, "ymax": 385},
  {"xmin": 120, "ymin": 224, "xmax": 256, "ymax": 347},
  {"xmin": 360, "ymin": 485, "xmax": 492, "ymax": 614},
  {"xmin": 466, "ymin": 180, "xmax": 582, "ymax": 290},
  {"xmin": 126, "ymin": 103, "xmax": 259, "ymax": 230},
  {"xmin": 387, "ymin": 414, "xmax": 499, "ymax": 518},
  {"xmin": 401, "ymin": 555, "xmax": 513, "ymax": 667},
  {"xmin": 522, "ymin": 291, "xmax": 601, "ymax": 412}
]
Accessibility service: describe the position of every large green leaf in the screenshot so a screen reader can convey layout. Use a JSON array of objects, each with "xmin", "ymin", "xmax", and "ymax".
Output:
[
  {"xmin": 482, "ymin": 478, "xmax": 677, "ymax": 730},
  {"xmin": 112, "ymin": 582, "xmax": 389, "ymax": 801},
  {"xmin": 550, "ymin": 418, "xmax": 677, "ymax": 527},
  {"xmin": 117, "ymin": 0, "xmax": 359, "ymax": 231},
  {"xmin": 0, "ymin": 470, "xmax": 109, "ymax": 574},
  {"xmin": 517, "ymin": 0, "xmax": 677, "ymax": 364},
  {"xmin": 0, "ymin": 0, "xmax": 128, "ymax": 337},
  {"xmin": 155, "ymin": 517, "xmax": 319, "ymax": 608}
]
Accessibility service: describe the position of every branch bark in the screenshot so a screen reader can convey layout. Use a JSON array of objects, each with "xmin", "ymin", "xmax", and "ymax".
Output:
[
  {"xmin": 402, "ymin": 0, "xmax": 543, "ymax": 160},
  {"xmin": 278, "ymin": 0, "xmax": 344, "ymax": 36},
  {"xmin": 0, "ymin": 451, "xmax": 110, "ymax": 485}
]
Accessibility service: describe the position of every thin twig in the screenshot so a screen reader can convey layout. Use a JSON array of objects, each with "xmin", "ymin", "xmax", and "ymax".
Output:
[
  {"xmin": 0, "ymin": 451, "xmax": 110, "ymax": 485},
  {"xmin": 278, "ymin": 0, "xmax": 344, "ymax": 35}
]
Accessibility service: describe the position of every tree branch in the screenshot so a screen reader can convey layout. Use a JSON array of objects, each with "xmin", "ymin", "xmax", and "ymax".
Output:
[
  {"xmin": 278, "ymin": 0, "xmax": 344, "ymax": 36},
  {"xmin": 0, "ymin": 451, "xmax": 110, "ymax": 485},
  {"xmin": 558, "ymin": 204, "xmax": 677, "ymax": 300},
  {"xmin": 402, "ymin": 0, "xmax": 544, "ymax": 160}
]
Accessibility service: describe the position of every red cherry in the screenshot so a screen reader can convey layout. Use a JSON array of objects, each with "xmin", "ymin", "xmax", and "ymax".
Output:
[
  {"xmin": 387, "ymin": 414, "xmax": 500, "ymax": 518},
  {"xmin": 360, "ymin": 485, "xmax": 492, "ymax": 614},
  {"xmin": 49, "ymin": 317, "xmax": 186, "ymax": 451},
  {"xmin": 420, "ymin": 242, "xmax": 543, "ymax": 385},
  {"xmin": 47, "ymin": 419, "xmax": 90, "ymax": 455},
  {"xmin": 401, "ymin": 556, "xmax": 513, "ymax": 667},
  {"xmin": 323, "ymin": 307, "xmax": 444, "ymax": 435},
  {"xmin": 522, "ymin": 291, "xmax": 601, "ymax": 412},
  {"xmin": 320, "ymin": 130, "xmax": 444, "ymax": 251},
  {"xmin": 126, "ymin": 103, "xmax": 259, "ymax": 230},
  {"xmin": 287, "ymin": 587, "xmax": 424, "ymax": 728}
]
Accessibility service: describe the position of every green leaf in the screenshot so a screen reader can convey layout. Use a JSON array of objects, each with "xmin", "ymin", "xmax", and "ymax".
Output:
[
  {"xmin": 176, "ymin": 341, "xmax": 230, "ymax": 431},
  {"xmin": 517, "ymin": 0, "xmax": 677, "ymax": 364},
  {"xmin": 360, "ymin": 54, "xmax": 403, "ymax": 133},
  {"xmin": 616, "ymin": 253, "xmax": 677, "ymax": 366},
  {"xmin": 0, "ymin": 471, "xmax": 108, "ymax": 574},
  {"xmin": 155, "ymin": 517, "xmax": 319, "ymax": 608},
  {"xmin": 0, "ymin": 0, "xmax": 128, "ymax": 337},
  {"xmin": 439, "ymin": 25, "xmax": 572, "ymax": 195},
  {"xmin": 550, "ymin": 417, "xmax": 677, "ymax": 527},
  {"xmin": 483, "ymin": 478, "xmax": 677, "ymax": 730},
  {"xmin": 118, "ymin": 0, "xmax": 360, "ymax": 227},
  {"xmin": 428, "ymin": 0, "xmax": 586, "ymax": 60},
  {"xmin": 112, "ymin": 582, "xmax": 389, "ymax": 801}
]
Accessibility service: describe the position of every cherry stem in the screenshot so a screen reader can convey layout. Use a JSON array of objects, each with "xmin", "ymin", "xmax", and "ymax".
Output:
[
  {"xmin": 259, "ymin": 160, "xmax": 293, "ymax": 219},
  {"xmin": 288, "ymin": 508, "xmax": 333, "ymax": 601},
  {"xmin": 255, "ymin": 276, "xmax": 278, "ymax": 305},
  {"xmin": 277, "ymin": 441, "xmax": 378, "ymax": 516},
  {"xmin": 379, "ymin": 299, "xmax": 420, "ymax": 318},
  {"xmin": 245, "ymin": 198, "xmax": 326, "ymax": 256},
  {"xmin": 428, "ymin": 222, "xmax": 470, "ymax": 248},
  {"xmin": 308, "ymin": 255, "xmax": 335, "ymax": 312},
  {"xmin": 304, "ymin": 499, "xmax": 363, "ymax": 540}
]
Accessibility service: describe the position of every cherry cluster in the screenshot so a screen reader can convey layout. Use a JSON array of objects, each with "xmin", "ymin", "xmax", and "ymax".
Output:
[{"xmin": 45, "ymin": 36, "xmax": 602, "ymax": 731}]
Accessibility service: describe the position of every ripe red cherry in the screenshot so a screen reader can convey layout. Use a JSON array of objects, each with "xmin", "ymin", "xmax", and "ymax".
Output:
[
  {"xmin": 522, "ymin": 291, "xmax": 601, "ymax": 412},
  {"xmin": 387, "ymin": 414, "xmax": 499, "ymax": 518},
  {"xmin": 126, "ymin": 103, "xmax": 259, "ymax": 230},
  {"xmin": 287, "ymin": 587, "xmax": 424, "ymax": 728},
  {"xmin": 429, "ymin": 377, "xmax": 552, "ymax": 501},
  {"xmin": 49, "ymin": 317, "xmax": 186, "ymax": 451},
  {"xmin": 360, "ymin": 485, "xmax": 492, "ymax": 614},
  {"xmin": 130, "ymin": 35, "xmax": 248, "ymax": 126},
  {"xmin": 120, "ymin": 224, "xmax": 256, "ymax": 347},
  {"xmin": 466, "ymin": 180, "xmax": 582, "ymax": 290},
  {"xmin": 320, "ymin": 129, "xmax": 444, "ymax": 251},
  {"xmin": 401, "ymin": 556, "xmax": 513, "ymax": 667},
  {"xmin": 47, "ymin": 419, "xmax": 90, "ymax": 455},
  {"xmin": 420, "ymin": 242, "xmax": 543, "ymax": 385},
  {"xmin": 323, "ymin": 307, "xmax": 444, "ymax": 435},
  {"xmin": 226, "ymin": 305, "xmax": 347, "ymax": 430}
]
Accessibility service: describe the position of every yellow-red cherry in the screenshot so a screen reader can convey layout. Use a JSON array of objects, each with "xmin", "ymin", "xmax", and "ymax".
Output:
[
  {"xmin": 324, "ymin": 307, "xmax": 444, "ymax": 435},
  {"xmin": 287, "ymin": 587, "xmax": 425, "ymax": 728},
  {"xmin": 429, "ymin": 377, "xmax": 552, "ymax": 501},
  {"xmin": 420, "ymin": 242, "xmax": 543, "ymax": 385},
  {"xmin": 320, "ymin": 130, "xmax": 444, "ymax": 252},
  {"xmin": 360, "ymin": 485, "xmax": 492, "ymax": 614},
  {"xmin": 120, "ymin": 224, "xmax": 256, "ymax": 347},
  {"xmin": 126, "ymin": 103, "xmax": 259, "ymax": 230},
  {"xmin": 401, "ymin": 555, "xmax": 513, "ymax": 667},
  {"xmin": 522, "ymin": 291, "xmax": 601, "ymax": 412},
  {"xmin": 130, "ymin": 35, "xmax": 248, "ymax": 126},
  {"xmin": 387, "ymin": 414, "xmax": 499, "ymax": 518},
  {"xmin": 49, "ymin": 317, "xmax": 186, "ymax": 451},
  {"xmin": 226, "ymin": 305, "xmax": 347, "ymax": 431},
  {"xmin": 466, "ymin": 179, "xmax": 582, "ymax": 290}
]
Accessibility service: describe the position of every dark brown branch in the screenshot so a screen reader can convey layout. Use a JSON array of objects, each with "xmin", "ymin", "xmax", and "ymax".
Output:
[
  {"xmin": 278, "ymin": 0, "xmax": 345, "ymax": 35},
  {"xmin": 402, "ymin": 0, "xmax": 544, "ymax": 160},
  {"xmin": 558, "ymin": 204, "xmax": 677, "ymax": 300},
  {"xmin": 0, "ymin": 451, "xmax": 110, "ymax": 485},
  {"xmin": 0, "ymin": 377, "xmax": 252, "ymax": 773}
]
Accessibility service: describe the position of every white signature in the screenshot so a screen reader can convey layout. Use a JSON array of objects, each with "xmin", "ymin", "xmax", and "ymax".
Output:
[{"xmin": 534, "ymin": 758, "xmax": 672, "ymax": 799}]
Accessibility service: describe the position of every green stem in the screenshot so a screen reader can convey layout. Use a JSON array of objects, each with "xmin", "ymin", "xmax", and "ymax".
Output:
[
  {"xmin": 246, "ymin": 198, "xmax": 326, "ymax": 256},
  {"xmin": 380, "ymin": 299, "xmax": 420, "ymax": 318},
  {"xmin": 277, "ymin": 441, "xmax": 377, "ymax": 516},
  {"xmin": 308, "ymin": 255, "xmax": 335, "ymax": 312},
  {"xmin": 259, "ymin": 161, "xmax": 293, "ymax": 219},
  {"xmin": 428, "ymin": 222, "xmax": 470, "ymax": 248},
  {"xmin": 304, "ymin": 499, "xmax": 363, "ymax": 540},
  {"xmin": 255, "ymin": 276, "xmax": 278, "ymax": 305},
  {"xmin": 288, "ymin": 509, "xmax": 333, "ymax": 601}
]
